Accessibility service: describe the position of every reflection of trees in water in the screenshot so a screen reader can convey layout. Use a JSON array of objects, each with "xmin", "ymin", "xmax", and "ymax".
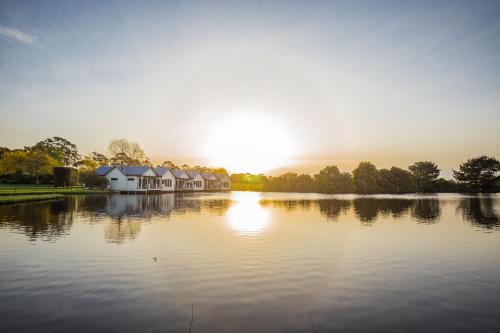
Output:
[
  {"xmin": 260, "ymin": 200, "xmax": 313, "ymax": 212},
  {"xmin": 411, "ymin": 199, "xmax": 441, "ymax": 223},
  {"xmin": 353, "ymin": 199, "xmax": 381, "ymax": 223},
  {"xmin": 353, "ymin": 199, "xmax": 415, "ymax": 224},
  {"xmin": 0, "ymin": 200, "xmax": 71, "ymax": 240},
  {"xmin": 0, "ymin": 195, "xmax": 108, "ymax": 241},
  {"xmin": 457, "ymin": 197, "xmax": 499, "ymax": 230},
  {"xmin": 317, "ymin": 200, "xmax": 351, "ymax": 222}
]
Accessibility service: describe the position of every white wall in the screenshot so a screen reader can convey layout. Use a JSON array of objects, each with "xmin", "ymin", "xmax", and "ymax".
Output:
[
  {"xmin": 192, "ymin": 174, "xmax": 205, "ymax": 191},
  {"xmin": 106, "ymin": 168, "xmax": 128, "ymax": 192},
  {"xmin": 160, "ymin": 171, "xmax": 176, "ymax": 192}
]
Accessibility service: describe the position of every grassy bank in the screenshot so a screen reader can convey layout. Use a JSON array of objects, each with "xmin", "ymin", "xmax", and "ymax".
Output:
[
  {"xmin": 231, "ymin": 182, "xmax": 264, "ymax": 191},
  {"xmin": 0, "ymin": 194, "xmax": 66, "ymax": 205},
  {"xmin": 0, "ymin": 185, "xmax": 106, "ymax": 196}
]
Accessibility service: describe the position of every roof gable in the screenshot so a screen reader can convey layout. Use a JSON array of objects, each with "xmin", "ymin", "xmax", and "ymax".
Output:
[
  {"xmin": 201, "ymin": 172, "xmax": 218, "ymax": 180},
  {"xmin": 214, "ymin": 173, "xmax": 230, "ymax": 181},
  {"xmin": 95, "ymin": 166, "xmax": 116, "ymax": 176},
  {"xmin": 172, "ymin": 169, "xmax": 189, "ymax": 178},
  {"xmin": 154, "ymin": 167, "xmax": 174, "ymax": 177}
]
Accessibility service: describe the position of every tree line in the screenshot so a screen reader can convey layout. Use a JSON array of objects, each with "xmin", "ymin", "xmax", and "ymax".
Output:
[
  {"xmin": 232, "ymin": 157, "xmax": 500, "ymax": 193},
  {"xmin": 0, "ymin": 137, "xmax": 227, "ymax": 186}
]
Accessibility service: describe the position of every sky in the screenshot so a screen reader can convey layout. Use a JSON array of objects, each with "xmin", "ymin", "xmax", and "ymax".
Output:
[{"xmin": 1, "ymin": 0, "xmax": 499, "ymax": 176}]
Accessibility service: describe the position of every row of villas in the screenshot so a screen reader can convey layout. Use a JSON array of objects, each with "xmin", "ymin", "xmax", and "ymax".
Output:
[{"xmin": 95, "ymin": 166, "xmax": 231, "ymax": 193}]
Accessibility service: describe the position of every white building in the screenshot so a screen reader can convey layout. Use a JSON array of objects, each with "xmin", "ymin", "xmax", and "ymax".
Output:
[
  {"xmin": 201, "ymin": 172, "xmax": 219, "ymax": 190},
  {"xmin": 154, "ymin": 167, "xmax": 176, "ymax": 192},
  {"xmin": 171, "ymin": 169, "xmax": 192, "ymax": 191},
  {"xmin": 186, "ymin": 170, "xmax": 205, "ymax": 191},
  {"xmin": 96, "ymin": 166, "xmax": 161, "ymax": 192},
  {"xmin": 96, "ymin": 166, "xmax": 231, "ymax": 193},
  {"xmin": 214, "ymin": 173, "xmax": 231, "ymax": 191}
]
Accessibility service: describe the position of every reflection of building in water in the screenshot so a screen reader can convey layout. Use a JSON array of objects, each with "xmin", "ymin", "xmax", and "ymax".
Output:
[
  {"xmin": 106, "ymin": 194, "xmax": 176, "ymax": 220},
  {"xmin": 411, "ymin": 199, "xmax": 441, "ymax": 223},
  {"xmin": 457, "ymin": 197, "xmax": 500, "ymax": 229},
  {"xmin": 103, "ymin": 193, "xmax": 232, "ymax": 243},
  {"xmin": 104, "ymin": 219, "xmax": 142, "ymax": 244}
]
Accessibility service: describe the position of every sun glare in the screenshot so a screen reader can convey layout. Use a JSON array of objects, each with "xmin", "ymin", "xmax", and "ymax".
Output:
[
  {"xmin": 226, "ymin": 192, "xmax": 270, "ymax": 234},
  {"xmin": 204, "ymin": 113, "xmax": 294, "ymax": 173}
]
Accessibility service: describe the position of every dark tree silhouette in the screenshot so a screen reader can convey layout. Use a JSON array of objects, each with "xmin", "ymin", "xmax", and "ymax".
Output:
[
  {"xmin": 409, "ymin": 161, "xmax": 440, "ymax": 192},
  {"xmin": 453, "ymin": 156, "xmax": 500, "ymax": 192},
  {"xmin": 353, "ymin": 162, "xmax": 379, "ymax": 194}
]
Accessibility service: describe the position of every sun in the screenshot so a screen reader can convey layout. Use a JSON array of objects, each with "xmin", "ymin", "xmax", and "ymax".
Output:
[{"xmin": 203, "ymin": 112, "xmax": 294, "ymax": 174}]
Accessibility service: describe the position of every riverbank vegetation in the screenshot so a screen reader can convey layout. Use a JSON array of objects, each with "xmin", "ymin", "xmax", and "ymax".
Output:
[
  {"xmin": 0, "ymin": 137, "xmax": 227, "ymax": 187},
  {"xmin": 232, "ymin": 156, "xmax": 500, "ymax": 194},
  {"xmin": 0, "ymin": 193, "xmax": 65, "ymax": 205}
]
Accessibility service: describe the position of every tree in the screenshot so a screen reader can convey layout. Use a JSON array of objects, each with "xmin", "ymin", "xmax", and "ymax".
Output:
[
  {"xmin": 90, "ymin": 152, "xmax": 109, "ymax": 166},
  {"xmin": 0, "ymin": 147, "xmax": 9, "ymax": 160},
  {"xmin": 108, "ymin": 138, "xmax": 147, "ymax": 166},
  {"xmin": 0, "ymin": 150, "xmax": 59, "ymax": 184},
  {"xmin": 313, "ymin": 165, "xmax": 353, "ymax": 194},
  {"xmin": 211, "ymin": 167, "xmax": 228, "ymax": 175},
  {"xmin": 161, "ymin": 160, "xmax": 179, "ymax": 169},
  {"xmin": 32, "ymin": 137, "xmax": 80, "ymax": 166},
  {"xmin": 24, "ymin": 150, "xmax": 60, "ymax": 184},
  {"xmin": 0, "ymin": 150, "xmax": 27, "ymax": 175},
  {"xmin": 378, "ymin": 167, "xmax": 416, "ymax": 193},
  {"xmin": 453, "ymin": 156, "xmax": 500, "ymax": 192},
  {"xmin": 352, "ymin": 162, "xmax": 379, "ymax": 194},
  {"xmin": 409, "ymin": 161, "xmax": 440, "ymax": 192}
]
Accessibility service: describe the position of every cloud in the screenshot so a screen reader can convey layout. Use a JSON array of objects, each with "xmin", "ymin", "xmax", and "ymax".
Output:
[{"xmin": 0, "ymin": 26, "xmax": 36, "ymax": 44}]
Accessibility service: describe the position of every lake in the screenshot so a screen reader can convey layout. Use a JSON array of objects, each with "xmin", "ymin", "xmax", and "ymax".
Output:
[{"xmin": 1, "ymin": 192, "xmax": 499, "ymax": 332}]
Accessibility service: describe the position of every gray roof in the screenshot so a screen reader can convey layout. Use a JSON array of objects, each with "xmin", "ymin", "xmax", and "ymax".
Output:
[
  {"xmin": 118, "ymin": 166, "xmax": 157, "ymax": 176},
  {"xmin": 95, "ymin": 166, "xmax": 115, "ymax": 176},
  {"xmin": 154, "ymin": 167, "xmax": 172, "ymax": 177},
  {"xmin": 214, "ymin": 173, "xmax": 230, "ymax": 181},
  {"xmin": 172, "ymin": 169, "xmax": 188, "ymax": 178},
  {"xmin": 201, "ymin": 172, "xmax": 218, "ymax": 180},
  {"xmin": 186, "ymin": 170, "xmax": 201, "ymax": 178}
]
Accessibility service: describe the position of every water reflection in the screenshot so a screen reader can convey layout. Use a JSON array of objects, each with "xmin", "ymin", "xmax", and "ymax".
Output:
[
  {"xmin": 317, "ymin": 200, "xmax": 351, "ymax": 222},
  {"xmin": 226, "ymin": 192, "xmax": 270, "ymax": 234},
  {"xmin": 411, "ymin": 199, "xmax": 441, "ymax": 223},
  {"xmin": 0, "ymin": 194, "xmax": 499, "ymax": 242},
  {"xmin": 0, "ymin": 198, "xmax": 77, "ymax": 241},
  {"xmin": 458, "ymin": 196, "xmax": 500, "ymax": 229}
]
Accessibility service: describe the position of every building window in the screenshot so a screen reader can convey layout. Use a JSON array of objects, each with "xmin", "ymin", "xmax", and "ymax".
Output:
[
  {"xmin": 111, "ymin": 178, "xmax": 118, "ymax": 181},
  {"xmin": 166, "ymin": 179, "xmax": 172, "ymax": 187},
  {"xmin": 128, "ymin": 178, "xmax": 134, "ymax": 181}
]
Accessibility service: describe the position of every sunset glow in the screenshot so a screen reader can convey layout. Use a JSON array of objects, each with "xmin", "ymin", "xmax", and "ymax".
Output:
[{"xmin": 203, "ymin": 113, "xmax": 295, "ymax": 174}]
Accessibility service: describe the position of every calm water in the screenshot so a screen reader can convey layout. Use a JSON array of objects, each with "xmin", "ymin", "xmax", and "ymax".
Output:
[{"xmin": 1, "ymin": 192, "xmax": 500, "ymax": 332}]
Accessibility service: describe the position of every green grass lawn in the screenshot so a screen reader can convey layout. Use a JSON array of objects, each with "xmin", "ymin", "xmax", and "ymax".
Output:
[
  {"xmin": 0, "ymin": 184, "xmax": 106, "ymax": 196},
  {"xmin": 0, "ymin": 194, "xmax": 66, "ymax": 205}
]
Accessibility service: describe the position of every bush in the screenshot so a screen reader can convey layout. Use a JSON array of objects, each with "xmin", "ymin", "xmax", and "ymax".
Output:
[
  {"xmin": 53, "ymin": 167, "xmax": 78, "ymax": 187},
  {"xmin": 79, "ymin": 171, "xmax": 109, "ymax": 189}
]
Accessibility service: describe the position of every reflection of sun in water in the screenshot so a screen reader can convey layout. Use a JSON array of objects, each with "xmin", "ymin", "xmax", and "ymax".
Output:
[
  {"xmin": 226, "ymin": 192, "xmax": 270, "ymax": 234},
  {"xmin": 204, "ymin": 112, "xmax": 294, "ymax": 174}
]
